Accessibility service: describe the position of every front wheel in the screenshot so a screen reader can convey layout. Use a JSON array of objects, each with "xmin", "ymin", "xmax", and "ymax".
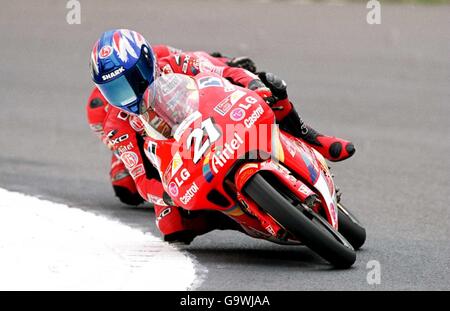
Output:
[
  {"xmin": 337, "ymin": 203, "xmax": 366, "ymax": 250},
  {"xmin": 244, "ymin": 174, "xmax": 356, "ymax": 268}
]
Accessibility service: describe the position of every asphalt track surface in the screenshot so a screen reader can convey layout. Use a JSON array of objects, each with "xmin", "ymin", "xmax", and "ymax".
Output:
[{"xmin": 0, "ymin": 1, "xmax": 449, "ymax": 290}]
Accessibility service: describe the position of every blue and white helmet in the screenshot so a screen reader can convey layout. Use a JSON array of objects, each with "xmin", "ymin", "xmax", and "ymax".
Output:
[{"xmin": 90, "ymin": 29, "xmax": 157, "ymax": 115}]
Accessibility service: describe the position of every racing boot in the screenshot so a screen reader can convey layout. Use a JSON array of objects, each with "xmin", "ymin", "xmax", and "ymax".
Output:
[
  {"xmin": 110, "ymin": 155, "xmax": 144, "ymax": 206},
  {"xmin": 258, "ymin": 72, "xmax": 355, "ymax": 162},
  {"xmin": 280, "ymin": 109, "xmax": 356, "ymax": 162}
]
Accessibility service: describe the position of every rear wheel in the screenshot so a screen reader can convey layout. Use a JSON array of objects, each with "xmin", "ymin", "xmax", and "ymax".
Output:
[{"xmin": 244, "ymin": 174, "xmax": 356, "ymax": 268}]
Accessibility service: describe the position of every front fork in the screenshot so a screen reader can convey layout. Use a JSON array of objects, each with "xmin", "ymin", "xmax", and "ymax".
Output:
[
  {"xmin": 235, "ymin": 160, "xmax": 321, "ymax": 239},
  {"xmin": 236, "ymin": 192, "xmax": 285, "ymax": 238}
]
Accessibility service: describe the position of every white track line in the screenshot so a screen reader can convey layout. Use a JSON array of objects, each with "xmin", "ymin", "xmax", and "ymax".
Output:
[{"xmin": 0, "ymin": 188, "xmax": 205, "ymax": 290}]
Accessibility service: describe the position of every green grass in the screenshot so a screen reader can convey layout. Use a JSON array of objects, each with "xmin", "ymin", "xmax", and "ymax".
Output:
[
  {"xmin": 377, "ymin": 0, "xmax": 449, "ymax": 3},
  {"xmin": 351, "ymin": 0, "xmax": 450, "ymax": 4},
  {"xmin": 317, "ymin": 0, "xmax": 450, "ymax": 4}
]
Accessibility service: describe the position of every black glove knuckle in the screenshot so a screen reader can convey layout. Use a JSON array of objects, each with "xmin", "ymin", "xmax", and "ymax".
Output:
[{"xmin": 248, "ymin": 79, "xmax": 266, "ymax": 90}]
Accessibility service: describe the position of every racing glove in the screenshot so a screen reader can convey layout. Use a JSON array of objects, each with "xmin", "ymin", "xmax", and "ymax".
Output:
[
  {"xmin": 248, "ymin": 79, "xmax": 273, "ymax": 103},
  {"xmin": 257, "ymin": 72, "xmax": 293, "ymax": 120},
  {"xmin": 258, "ymin": 72, "xmax": 288, "ymax": 100}
]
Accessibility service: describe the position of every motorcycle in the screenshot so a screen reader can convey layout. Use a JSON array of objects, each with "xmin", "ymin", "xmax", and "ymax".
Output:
[{"xmin": 141, "ymin": 73, "xmax": 366, "ymax": 268}]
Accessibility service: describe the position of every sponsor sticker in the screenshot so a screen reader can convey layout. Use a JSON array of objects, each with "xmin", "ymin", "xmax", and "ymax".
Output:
[
  {"xmin": 174, "ymin": 168, "xmax": 190, "ymax": 187},
  {"xmin": 117, "ymin": 142, "xmax": 134, "ymax": 155},
  {"xmin": 117, "ymin": 111, "xmax": 128, "ymax": 121},
  {"xmin": 210, "ymin": 132, "xmax": 244, "ymax": 174},
  {"xmin": 146, "ymin": 141, "xmax": 159, "ymax": 167},
  {"xmin": 129, "ymin": 164, "xmax": 145, "ymax": 179},
  {"xmin": 166, "ymin": 168, "xmax": 191, "ymax": 197},
  {"xmin": 197, "ymin": 76, "xmax": 223, "ymax": 89},
  {"xmin": 160, "ymin": 74, "xmax": 182, "ymax": 95},
  {"xmin": 99, "ymin": 45, "xmax": 112, "ymax": 59},
  {"xmin": 244, "ymin": 105, "xmax": 264, "ymax": 128},
  {"xmin": 129, "ymin": 116, "xmax": 145, "ymax": 132},
  {"xmin": 182, "ymin": 55, "xmax": 190, "ymax": 73},
  {"xmin": 107, "ymin": 129, "xmax": 118, "ymax": 138},
  {"xmin": 110, "ymin": 134, "xmax": 129, "ymax": 145},
  {"xmin": 171, "ymin": 152, "xmax": 183, "ymax": 176},
  {"xmin": 245, "ymin": 96, "xmax": 258, "ymax": 104},
  {"xmin": 168, "ymin": 182, "xmax": 179, "ymax": 197},
  {"xmin": 102, "ymin": 66, "xmax": 125, "ymax": 81},
  {"xmin": 213, "ymin": 90, "xmax": 247, "ymax": 116},
  {"xmin": 180, "ymin": 182, "xmax": 199, "ymax": 205},
  {"xmin": 235, "ymin": 163, "xmax": 259, "ymax": 186},
  {"xmin": 214, "ymin": 97, "xmax": 233, "ymax": 116},
  {"xmin": 230, "ymin": 108, "xmax": 245, "ymax": 121},
  {"xmin": 121, "ymin": 151, "xmax": 139, "ymax": 169},
  {"xmin": 156, "ymin": 207, "xmax": 172, "ymax": 222},
  {"xmin": 174, "ymin": 54, "xmax": 181, "ymax": 65},
  {"xmin": 229, "ymin": 90, "xmax": 246, "ymax": 105}
]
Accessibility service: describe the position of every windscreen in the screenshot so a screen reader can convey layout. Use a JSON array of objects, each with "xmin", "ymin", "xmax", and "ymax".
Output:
[{"xmin": 150, "ymin": 73, "xmax": 199, "ymax": 128}]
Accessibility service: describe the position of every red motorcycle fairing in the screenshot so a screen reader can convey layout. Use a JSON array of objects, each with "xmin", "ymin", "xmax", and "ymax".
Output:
[
  {"xmin": 275, "ymin": 130, "xmax": 339, "ymax": 229},
  {"xmin": 234, "ymin": 131, "xmax": 339, "ymax": 232},
  {"xmin": 143, "ymin": 72, "xmax": 338, "ymax": 241},
  {"xmin": 145, "ymin": 73, "xmax": 275, "ymax": 211},
  {"xmin": 234, "ymin": 159, "xmax": 314, "ymax": 240}
]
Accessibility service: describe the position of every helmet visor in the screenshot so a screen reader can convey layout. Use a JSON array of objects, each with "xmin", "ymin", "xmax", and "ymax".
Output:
[
  {"xmin": 96, "ymin": 47, "xmax": 156, "ymax": 115},
  {"xmin": 99, "ymin": 75, "xmax": 138, "ymax": 109}
]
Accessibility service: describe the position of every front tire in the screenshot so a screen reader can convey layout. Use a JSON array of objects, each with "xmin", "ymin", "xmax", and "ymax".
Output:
[
  {"xmin": 337, "ymin": 203, "xmax": 366, "ymax": 250},
  {"xmin": 244, "ymin": 174, "xmax": 356, "ymax": 268}
]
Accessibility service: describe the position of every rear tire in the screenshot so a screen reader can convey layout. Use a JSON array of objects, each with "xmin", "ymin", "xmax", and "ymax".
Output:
[{"xmin": 244, "ymin": 174, "xmax": 356, "ymax": 268}]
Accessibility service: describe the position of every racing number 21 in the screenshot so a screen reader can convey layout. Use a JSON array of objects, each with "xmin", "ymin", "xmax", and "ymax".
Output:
[{"xmin": 186, "ymin": 118, "xmax": 221, "ymax": 163}]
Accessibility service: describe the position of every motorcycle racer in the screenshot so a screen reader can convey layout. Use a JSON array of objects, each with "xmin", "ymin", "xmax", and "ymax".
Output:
[
  {"xmin": 87, "ymin": 29, "xmax": 355, "ymax": 244},
  {"xmin": 87, "ymin": 44, "xmax": 262, "ymax": 206}
]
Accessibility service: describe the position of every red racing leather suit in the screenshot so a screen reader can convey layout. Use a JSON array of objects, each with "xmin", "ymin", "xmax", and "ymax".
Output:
[{"xmin": 87, "ymin": 45, "xmax": 260, "ymax": 240}]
